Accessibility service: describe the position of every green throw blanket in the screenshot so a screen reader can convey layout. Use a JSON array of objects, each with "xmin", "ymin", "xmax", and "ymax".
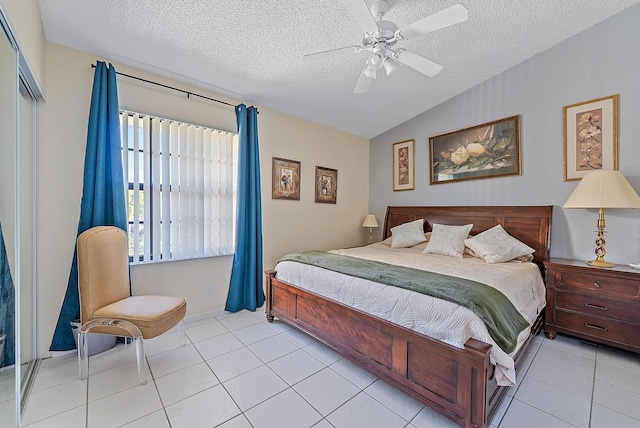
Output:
[{"xmin": 278, "ymin": 251, "xmax": 529, "ymax": 354}]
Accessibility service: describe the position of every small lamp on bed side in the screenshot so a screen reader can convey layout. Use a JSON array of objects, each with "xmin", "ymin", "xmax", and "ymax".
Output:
[
  {"xmin": 362, "ymin": 214, "xmax": 379, "ymax": 245},
  {"xmin": 563, "ymin": 170, "xmax": 640, "ymax": 268}
]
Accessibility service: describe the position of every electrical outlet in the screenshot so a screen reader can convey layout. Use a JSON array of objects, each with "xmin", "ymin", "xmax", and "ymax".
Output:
[{"xmin": 205, "ymin": 285, "xmax": 214, "ymax": 299}]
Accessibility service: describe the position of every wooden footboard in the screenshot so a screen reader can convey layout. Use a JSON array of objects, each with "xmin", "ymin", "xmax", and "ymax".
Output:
[{"xmin": 266, "ymin": 270, "xmax": 494, "ymax": 428}]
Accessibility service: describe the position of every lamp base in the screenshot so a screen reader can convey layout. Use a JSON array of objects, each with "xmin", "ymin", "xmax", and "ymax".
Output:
[
  {"xmin": 586, "ymin": 208, "xmax": 615, "ymax": 268},
  {"xmin": 586, "ymin": 259, "xmax": 615, "ymax": 268}
]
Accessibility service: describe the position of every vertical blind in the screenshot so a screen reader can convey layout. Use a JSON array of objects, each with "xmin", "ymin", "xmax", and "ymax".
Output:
[{"xmin": 120, "ymin": 111, "xmax": 237, "ymax": 263}]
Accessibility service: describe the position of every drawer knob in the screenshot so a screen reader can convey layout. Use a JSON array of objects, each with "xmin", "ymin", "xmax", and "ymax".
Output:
[
  {"xmin": 584, "ymin": 303, "xmax": 608, "ymax": 311},
  {"xmin": 593, "ymin": 282, "xmax": 601, "ymax": 288},
  {"xmin": 584, "ymin": 323, "xmax": 608, "ymax": 332}
]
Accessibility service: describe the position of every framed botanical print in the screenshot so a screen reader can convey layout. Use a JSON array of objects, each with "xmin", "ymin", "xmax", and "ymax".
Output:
[
  {"xmin": 429, "ymin": 115, "xmax": 521, "ymax": 185},
  {"xmin": 272, "ymin": 157, "xmax": 301, "ymax": 200},
  {"xmin": 393, "ymin": 140, "xmax": 415, "ymax": 191},
  {"xmin": 314, "ymin": 166, "xmax": 337, "ymax": 204},
  {"xmin": 563, "ymin": 95, "xmax": 618, "ymax": 181}
]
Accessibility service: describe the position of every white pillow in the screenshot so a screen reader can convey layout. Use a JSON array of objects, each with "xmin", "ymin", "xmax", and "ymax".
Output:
[
  {"xmin": 464, "ymin": 225, "xmax": 535, "ymax": 263},
  {"xmin": 390, "ymin": 219, "xmax": 427, "ymax": 248},
  {"xmin": 422, "ymin": 223, "xmax": 473, "ymax": 258}
]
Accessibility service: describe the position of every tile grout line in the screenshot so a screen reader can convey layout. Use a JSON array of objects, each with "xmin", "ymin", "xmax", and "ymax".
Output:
[
  {"xmin": 588, "ymin": 346, "xmax": 599, "ymax": 428},
  {"xmin": 186, "ymin": 319, "xmax": 251, "ymax": 428},
  {"xmin": 210, "ymin": 313, "xmax": 282, "ymax": 427},
  {"xmin": 588, "ymin": 350, "xmax": 640, "ymax": 425},
  {"xmin": 218, "ymin": 322, "xmax": 352, "ymax": 427},
  {"xmin": 146, "ymin": 353, "xmax": 173, "ymax": 428},
  {"xmin": 495, "ymin": 338, "xmax": 544, "ymax": 427}
]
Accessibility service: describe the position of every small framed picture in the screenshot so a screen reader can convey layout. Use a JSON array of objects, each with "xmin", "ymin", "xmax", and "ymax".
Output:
[
  {"xmin": 272, "ymin": 157, "xmax": 301, "ymax": 200},
  {"xmin": 563, "ymin": 94, "xmax": 618, "ymax": 181},
  {"xmin": 392, "ymin": 140, "xmax": 415, "ymax": 191},
  {"xmin": 314, "ymin": 166, "xmax": 338, "ymax": 204}
]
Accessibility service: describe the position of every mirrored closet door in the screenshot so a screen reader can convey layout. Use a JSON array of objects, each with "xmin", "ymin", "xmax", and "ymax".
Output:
[
  {"xmin": 0, "ymin": 17, "xmax": 18, "ymax": 427},
  {"xmin": 0, "ymin": 13, "xmax": 38, "ymax": 427},
  {"xmin": 18, "ymin": 74, "xmax": 37, "ymax": 417}
]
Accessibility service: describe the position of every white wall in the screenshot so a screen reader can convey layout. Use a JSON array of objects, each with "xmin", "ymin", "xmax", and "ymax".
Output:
[
  {"xmin": 0, "ymin": 0, "xmax": 46, "ymax": 93},
  {"xmin": 258, "ymin": 109, "xmax": 370, "ymax": 269},
  {"xmin": 369, "ymin": 4, "xmax": 640, "ymax": 265},
  {"xmin": 36, "ymin": 42, "xmax": 369, "ymax": 358}
]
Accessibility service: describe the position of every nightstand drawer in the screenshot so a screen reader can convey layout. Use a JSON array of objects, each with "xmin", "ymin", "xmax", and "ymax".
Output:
[
  {"xmin": 555, "ymin": 271, "xmax": 640, "ymax": 299},
  {"xmin": 556, "ymin": 310, "xmax": 640, "ymax": 347},
  {"xmin": 556, "ymin": 291, "xmax": 640, "ymax": 325}
]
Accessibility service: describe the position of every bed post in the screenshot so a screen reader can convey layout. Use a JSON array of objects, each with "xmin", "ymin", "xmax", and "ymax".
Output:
[
  {"xmin": 464, "ymin": 339, "xmax": 492, "ymax": 428},
  {"xmin": 265, "ymin": 269, "xmax": 276, "ymax": 322}
]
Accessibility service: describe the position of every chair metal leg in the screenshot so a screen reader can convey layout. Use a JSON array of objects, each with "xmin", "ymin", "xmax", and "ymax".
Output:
[
  {"xmin": 178, "ymin": 319, "xmax": 186, "ymax": 347},
  {"xmin": 134, "ymin": 336, "xmax": 147, "ymax": 385},
  {"xmin": 78, "ymin": 330, "xmax": 89, "ymax": 380}
]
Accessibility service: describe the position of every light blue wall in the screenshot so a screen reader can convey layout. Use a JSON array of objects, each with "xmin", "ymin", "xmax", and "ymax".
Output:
[{"xmin": 369, "ymin": 4, "xmax": 640, "ymax": 264}]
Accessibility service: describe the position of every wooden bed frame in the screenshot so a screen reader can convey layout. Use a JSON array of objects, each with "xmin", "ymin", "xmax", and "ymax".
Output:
[{"xmin": 265, "ymin": 205, "xmax": 552, "ymax": 428}]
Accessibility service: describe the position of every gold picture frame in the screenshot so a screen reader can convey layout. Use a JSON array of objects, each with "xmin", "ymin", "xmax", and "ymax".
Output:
[
  {"xmin": 272, "ymin": 157, "xmax": 301, "ymax": 200},
  {"xmin": 429, "ymin": 115, "xmax": 521, "ymax": 185},
  {"xmin": 314, "ymin": 166, "xmax": 338, "ymax": 204},
  {"xmin": 563, "ymin": 94, "xmax": 618, "ymax": 181},
  {"xmin": 392, "ymin": 139, "xmax": 415, "ymax": 191}
]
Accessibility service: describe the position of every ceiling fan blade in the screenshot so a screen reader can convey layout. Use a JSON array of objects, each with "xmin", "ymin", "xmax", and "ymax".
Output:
[
  {"xmin": 340, "ymin": 0, "xmax": 379, "ymax": 34},
  {"xmin": 303, "ymin": 46, "xmax": 363, "ymax": 61},
  {"xmin": 395, "ymin": 49, "xmax": 443, "ymax": 77},
  {"xmin": 354, "ymin": 65, "xmax": 374, "ymax": 94},
  {"xmin": 398, "ymin": 4, "xmax": 468, "ymax": 40}
]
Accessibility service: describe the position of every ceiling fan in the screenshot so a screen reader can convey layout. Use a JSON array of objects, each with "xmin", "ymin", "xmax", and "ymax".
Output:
[{"xmin": 304, "ymin": 0, "xmax": 468, "ymax": 94}]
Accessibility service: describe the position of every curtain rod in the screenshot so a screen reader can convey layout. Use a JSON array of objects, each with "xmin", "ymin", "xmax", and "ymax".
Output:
[{"xmin": 91, "ymin": 63, "xmax": 236, "ymax": 108}]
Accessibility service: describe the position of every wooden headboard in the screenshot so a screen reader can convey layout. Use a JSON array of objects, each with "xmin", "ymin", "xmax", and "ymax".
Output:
[{"xmin": 382, "ymin": 205, "xmax": 553, "ymax": 269}]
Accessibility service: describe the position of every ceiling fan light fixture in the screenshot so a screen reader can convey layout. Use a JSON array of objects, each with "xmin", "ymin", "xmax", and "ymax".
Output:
[
  {"xmin": 367, "ymin": 53, "xmax": 384, "ymax": 70},
  {"xmin": 363, "ymin": 66, "xmax": 377, "ymax": 79},
  {"xmin": 383, "ymin": 58, "xmax": 398, "ymax": 76},
  {"xmin": 371, "ymin": 0, "xmax": 389, "ymax": 20}
]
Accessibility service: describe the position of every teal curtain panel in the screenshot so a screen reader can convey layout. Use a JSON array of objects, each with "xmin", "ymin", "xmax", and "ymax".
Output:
[
  {"xmin": 50, "ymin": 61, "xmax": 127, "ymax": 351},
  {"xmin": 225, "ymin": 104, "xmax": 265, "ymax": 312}
]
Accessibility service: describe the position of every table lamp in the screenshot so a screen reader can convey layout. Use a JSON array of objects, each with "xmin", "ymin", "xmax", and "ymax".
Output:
[
  {"xmin": 362, "ymin": 214, "xmax": 379, "ymax": 244},
  {"xmin": 563, "ymin": 170, "xmax": 640, "ymax": 267}
]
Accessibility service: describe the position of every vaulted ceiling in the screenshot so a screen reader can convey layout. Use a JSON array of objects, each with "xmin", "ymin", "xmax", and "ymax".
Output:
[{"xmin": 38, "ymin": 0, "xmax": 640, "ymax": 138}]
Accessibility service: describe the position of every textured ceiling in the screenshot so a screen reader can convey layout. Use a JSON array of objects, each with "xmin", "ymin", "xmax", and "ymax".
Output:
[{"xmin": 38, "ymin": 0, "xmax": 640, "ymax": 139}]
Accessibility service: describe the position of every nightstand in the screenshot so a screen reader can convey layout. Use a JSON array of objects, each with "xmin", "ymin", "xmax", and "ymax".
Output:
[{"xmin": 544, "ymin": 258, "xmax": 640, "ymax": 353}]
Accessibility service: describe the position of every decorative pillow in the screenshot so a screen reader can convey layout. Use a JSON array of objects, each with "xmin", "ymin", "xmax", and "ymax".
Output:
[
  {"xmin": 422, "ymin": 223, "xmax": 473, "ymax": 258},
  {"xmin": 390, "ymin": 219, "xmax": 427, "ymax": 248},
  {"xmin": 464, "ymin": 225, "xmax": 535, "ymax": 263}
]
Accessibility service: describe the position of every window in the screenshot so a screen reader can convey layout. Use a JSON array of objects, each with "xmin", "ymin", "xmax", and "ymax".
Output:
[{"xmin": 120, "ymin": 110, "xmax": 238, "ymax": 263}]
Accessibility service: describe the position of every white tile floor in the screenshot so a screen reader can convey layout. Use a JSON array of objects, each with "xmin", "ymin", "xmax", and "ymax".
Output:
[{"xmin": 12, "ymin": 309, "xmax": 640, "ymax": 428}]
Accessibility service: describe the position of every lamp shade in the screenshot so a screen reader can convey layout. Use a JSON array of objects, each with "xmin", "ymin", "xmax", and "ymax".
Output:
[
  {"xmin": 564, "ymin": 170, "xmax": 640, "ymax": 209},
  {"xmin": 362, "ymin": 214, "xmax": 379, "ymax": 228}
]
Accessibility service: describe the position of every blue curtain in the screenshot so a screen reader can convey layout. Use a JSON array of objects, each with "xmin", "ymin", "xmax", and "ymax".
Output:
[
  {"xmin": 225, "ymin": 104, "xmax": 265, "ymax": 312},
  {"xmin": 0, "ymin": 223, "xmax": 15, "ymax": 367},
  {"xmin": 50, "ymin": 61, "xmax": 127, "ymax": 351}
]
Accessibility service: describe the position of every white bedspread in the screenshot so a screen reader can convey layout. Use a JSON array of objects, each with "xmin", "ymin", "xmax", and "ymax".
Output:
[{"xmin": 274, "ymin": 242, "xmax": 546, "ymax": 386}]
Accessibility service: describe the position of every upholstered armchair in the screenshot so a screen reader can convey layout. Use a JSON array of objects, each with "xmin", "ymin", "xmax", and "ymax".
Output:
[{"xmin": 76, "ymin": 226, "xmax": 187, "ymax": 385}]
